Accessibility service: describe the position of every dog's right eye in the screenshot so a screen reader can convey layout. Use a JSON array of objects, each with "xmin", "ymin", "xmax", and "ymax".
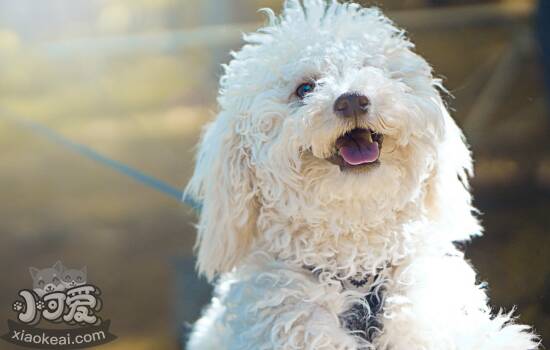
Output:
[{"xmin": 296, "ymin": 82, "xmax": 315, "ymax": 99}]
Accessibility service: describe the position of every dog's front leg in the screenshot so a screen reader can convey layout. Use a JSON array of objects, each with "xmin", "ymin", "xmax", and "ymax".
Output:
[
  {"xmin": 188, "ymin": 262, "xmax": 365, "ymax": 350},
  {"xmin": 375, "ymin": 254, "xmax": 538, "ymax": 350}
]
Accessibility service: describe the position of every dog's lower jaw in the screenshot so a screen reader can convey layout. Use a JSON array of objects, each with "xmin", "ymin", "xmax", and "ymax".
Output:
[
  {"xmin": 346, "ymin": 161, "xmax": 381, "ymax": 173},
  {"xmin": 322, "ymin": 128, "xmax": 384, "ymax": 172}
]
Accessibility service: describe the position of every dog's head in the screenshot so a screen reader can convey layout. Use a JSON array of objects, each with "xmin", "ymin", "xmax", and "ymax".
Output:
[{"xmin": 187, "ymin": 0, "xmax": 480, "ymax": 279}]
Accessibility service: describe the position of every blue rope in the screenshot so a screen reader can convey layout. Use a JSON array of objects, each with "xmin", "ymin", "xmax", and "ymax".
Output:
[{"xmin": 1, "ymin": 110, "xmax": 202, "ymax": 212}]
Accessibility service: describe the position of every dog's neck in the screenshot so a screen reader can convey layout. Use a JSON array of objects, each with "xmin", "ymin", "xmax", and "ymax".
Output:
[{"xmin": 254, "ymin": 197, "xmax": 439, "ymax": 278}]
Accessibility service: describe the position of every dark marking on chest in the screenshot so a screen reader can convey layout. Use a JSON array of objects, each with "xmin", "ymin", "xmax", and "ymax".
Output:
[{"xmin": 340, "ymin": 286, "xmax": 385, "ymax": 343}]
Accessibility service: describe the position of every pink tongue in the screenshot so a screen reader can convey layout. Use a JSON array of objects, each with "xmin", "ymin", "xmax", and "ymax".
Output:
[{"xmin": 339, "ymin": 136, "xmax": 380, "ymax": 165}]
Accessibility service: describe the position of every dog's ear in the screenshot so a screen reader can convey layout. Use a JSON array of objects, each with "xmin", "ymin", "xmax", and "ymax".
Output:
[
  {"xmin": 424, "ymin": 100, "xmax": 482, "ymax": 241},
  {"xmin": 185, "ymin": 111, "xmax": 258, "ymax": 281}
]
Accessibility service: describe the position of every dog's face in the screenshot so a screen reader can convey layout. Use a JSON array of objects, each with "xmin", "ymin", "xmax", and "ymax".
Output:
[
  {"xmin": 187, "ymin": 0, "xmax": 479, "ymax": 279},
  {"xmin": 217, "ymin": 1, "xmax": 446, "ymax": 211}
]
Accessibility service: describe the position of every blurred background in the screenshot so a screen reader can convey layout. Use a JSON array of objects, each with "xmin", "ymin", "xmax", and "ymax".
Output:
[{"xmin": 0, "ymin": 0, "xmax": 548, "ymax": 349}]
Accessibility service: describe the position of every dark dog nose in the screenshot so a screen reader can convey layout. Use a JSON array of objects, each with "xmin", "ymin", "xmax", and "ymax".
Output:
[{"xmin": 333, "ymin": 93, "xmax": 369, "ymax": 118}]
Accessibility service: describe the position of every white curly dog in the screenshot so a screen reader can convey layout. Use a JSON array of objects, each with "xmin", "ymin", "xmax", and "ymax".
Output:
[{"xmin": 185, "ymin": 1, "xmax": 540, "ymax": 349}]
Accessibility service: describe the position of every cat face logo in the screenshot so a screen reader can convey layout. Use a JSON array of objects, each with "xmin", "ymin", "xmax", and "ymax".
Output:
[
  {"xmin": 61, "ymin": 266, "xmax": 87, "ymax": 289},
  {"xmin": 2, "ymin": 261, "xmax": 116, "ymax": 349},
  {"xmin": 29, "ymin": 261, "xmax": 87, "ymax": 297}
]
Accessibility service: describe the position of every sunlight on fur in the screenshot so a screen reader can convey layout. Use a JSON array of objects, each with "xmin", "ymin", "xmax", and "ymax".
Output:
[{"xmin": 184, "ymin": 1, "xmax": 540, "ymax": 349}]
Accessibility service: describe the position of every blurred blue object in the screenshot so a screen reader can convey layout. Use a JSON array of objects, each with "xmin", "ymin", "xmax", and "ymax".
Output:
[{"xmin": 0, "ymin": 108, "xmax": 203, "ymax": 212}]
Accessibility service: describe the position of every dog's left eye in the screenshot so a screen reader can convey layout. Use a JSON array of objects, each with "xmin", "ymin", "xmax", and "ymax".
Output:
[{"xmin": 296, "ymin": 82, "xmax": 315, "ymax": 99}]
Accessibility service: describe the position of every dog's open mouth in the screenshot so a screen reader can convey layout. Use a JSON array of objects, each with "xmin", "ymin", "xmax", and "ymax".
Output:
[{"xmin": 326, "ymin": 128, "xmax": 383, "ymax": 170}]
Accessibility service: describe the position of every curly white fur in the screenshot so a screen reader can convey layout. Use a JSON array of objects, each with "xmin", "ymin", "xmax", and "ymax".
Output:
[{"xmin": 185, "ymin": 1, "xmax": 540, "ymax": 349}]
